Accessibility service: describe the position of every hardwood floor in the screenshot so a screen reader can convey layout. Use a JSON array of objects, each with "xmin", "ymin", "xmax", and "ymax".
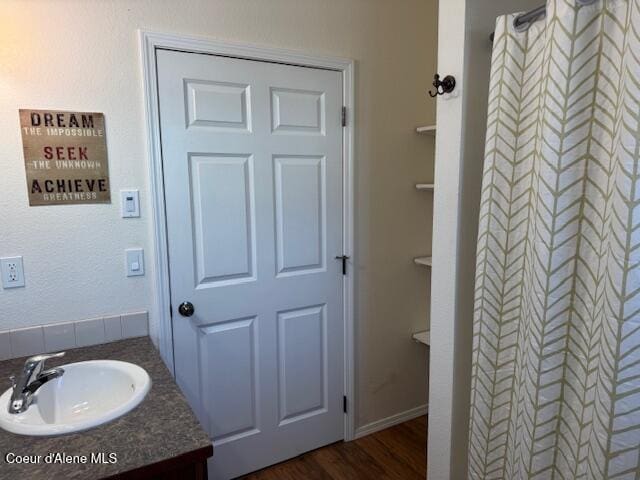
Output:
[{"xmin": 241, "ymin": 416, "xmax": 427, "ymax": 479}]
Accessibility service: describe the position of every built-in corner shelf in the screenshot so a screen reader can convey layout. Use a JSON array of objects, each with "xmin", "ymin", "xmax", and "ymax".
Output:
[
  {"xmin": 416, "ymin": 125, "xmax": 436, "ymax": 135},
  {"xmin": 412, "ymin": 122, "xmax": 435, "ymax": 352},
  {"xmin": 412, "ymin": 330, "xmax": 430, "ymax": 346},
  {"xmin": 414, "ymin": 256, "xmax": 432, "ymax": 267}
]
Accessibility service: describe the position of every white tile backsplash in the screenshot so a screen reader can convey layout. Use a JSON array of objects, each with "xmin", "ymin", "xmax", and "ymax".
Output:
[
  {"xmin": 103, "ymin": 315, "xmax": 123, "ymax": 343},
  {"xmin": 10, "ymin": 326, "xmax": 45, "ymax": 357},
  {"xmin": 0, "ymin": 311, "xmax": 148, "ymax": 360},
  {"xmin": 74, "ymin": 318, "xmax": 106, "ymax": 347},
  {"xmin": 121, "ymin": 311, "xmax": 148, "ymax": 338},
  {"xmin": 0, "ymin": 331, "xmax": 11, "ymax": 361},
  {"xmin": 43, "ymin": 322, "xmax": 76, "ymax": 352}
]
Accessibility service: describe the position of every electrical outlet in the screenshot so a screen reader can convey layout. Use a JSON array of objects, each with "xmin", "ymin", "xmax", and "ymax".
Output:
[
  {"xmin": 1, "ymin": 256, "xmax": 25, "ymax": 288},
  {"xmin": 7, "ymin": 264, "xmax": 17, "ymax": 282}
]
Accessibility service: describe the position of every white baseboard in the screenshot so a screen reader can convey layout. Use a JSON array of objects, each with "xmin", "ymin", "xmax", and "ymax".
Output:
[{"xmin": 354, "ymin": 404, "xmax": 428, "ymax": 439}]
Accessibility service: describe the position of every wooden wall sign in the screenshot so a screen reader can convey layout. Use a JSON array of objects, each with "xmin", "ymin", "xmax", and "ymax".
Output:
[{"xmin": 19, "ymin": 109, "xmax": 111, "ymax": 205}]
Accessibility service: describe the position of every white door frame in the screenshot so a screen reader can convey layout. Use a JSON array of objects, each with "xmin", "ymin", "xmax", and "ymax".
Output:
[{"xmin": 139, "ymin": 30, "xmax": 356, "ymax": 441}]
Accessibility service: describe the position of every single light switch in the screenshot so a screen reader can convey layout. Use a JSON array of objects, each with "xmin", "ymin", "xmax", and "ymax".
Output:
[
  {"xmin": 121, "ymin": 190, "xmax": 140, "ymax": 218},
  {"xmin": 126, "ymin": 249, "xmax": 144, "ymax": 277}
]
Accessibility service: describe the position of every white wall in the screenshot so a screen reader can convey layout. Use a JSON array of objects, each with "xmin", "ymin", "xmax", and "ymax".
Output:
[
  {"xmin": 428, "ymin": 0, "xmax": 541, "ymax": 478},
  {"xmin": 0, "ymin": 0, "xmax": 437, "ymax": 430},
  {"xmin": 428, "ymin": 1, "xmax": 466, "ymax": 477}
]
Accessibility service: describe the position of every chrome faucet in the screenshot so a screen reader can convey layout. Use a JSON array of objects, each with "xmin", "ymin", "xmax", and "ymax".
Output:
[{"xmin": 8, "ymin": 352, "xmax": 65, "ymax": 414}]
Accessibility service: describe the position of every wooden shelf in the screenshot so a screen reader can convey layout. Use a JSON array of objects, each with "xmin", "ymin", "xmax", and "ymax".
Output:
[
  {"xmin": 414, "ymin": 256, "xmax": 432, "ymax": 267},
  {"xmin": 416, "ymin": 125, "xmax": 436, "ymax": 135},
  {"xmin": 416, "ymin": 183, "xmax": 434, "ymax": 191},
  {"xmin": 412, "ymin": 330, "xmax": 430, "ymax": 345}
]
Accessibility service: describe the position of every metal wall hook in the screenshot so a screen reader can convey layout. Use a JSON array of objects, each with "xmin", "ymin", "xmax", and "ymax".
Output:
[{"xmin": 428, "ymin": 74, "xmax": 456, "ymax": 97}]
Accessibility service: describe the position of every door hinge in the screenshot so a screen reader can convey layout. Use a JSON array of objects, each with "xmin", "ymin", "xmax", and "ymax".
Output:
[
  {"xmin": 335, "ymin": 255, "xmax": 349, "ymax": 275},
  {"xmin": 341, "ymin": 106, "xmax": 347, "ymax": 127},
  {"xmin": 343, "ymin": 395, "xmax": 347, "ymax": 413}
]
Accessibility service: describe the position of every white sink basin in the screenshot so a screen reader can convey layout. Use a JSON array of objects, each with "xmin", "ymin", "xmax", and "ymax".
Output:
[{"xmin": 0, "ymin": 360, "xmax": 151, "ymax": 436}]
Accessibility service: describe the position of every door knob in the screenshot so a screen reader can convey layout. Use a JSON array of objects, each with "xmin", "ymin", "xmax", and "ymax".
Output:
[{"xmin": 178, "ymin": 301, "xmax": 195, "ymax": 317}]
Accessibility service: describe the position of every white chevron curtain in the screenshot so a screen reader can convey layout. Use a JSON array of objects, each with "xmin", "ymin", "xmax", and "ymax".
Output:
[{"xmin": 469, "ymin": 1, "xmax": 640, "ymax": 479}]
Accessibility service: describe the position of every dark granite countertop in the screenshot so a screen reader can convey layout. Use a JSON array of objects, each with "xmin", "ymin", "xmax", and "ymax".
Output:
[{"xmin": 0, "ymin": 337, "xmax": 212, "ymax": 480}]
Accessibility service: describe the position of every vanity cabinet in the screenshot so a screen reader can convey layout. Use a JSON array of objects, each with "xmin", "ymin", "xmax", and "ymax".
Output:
[{"xmin": 0, "ymin": 337, "xmax": 213, "ymax": 480}]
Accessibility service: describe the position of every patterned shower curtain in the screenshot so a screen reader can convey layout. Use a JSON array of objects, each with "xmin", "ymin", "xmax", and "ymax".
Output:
[{"xmin": 469, "ymin": 1, "xmax": 640, "ymax": 479}]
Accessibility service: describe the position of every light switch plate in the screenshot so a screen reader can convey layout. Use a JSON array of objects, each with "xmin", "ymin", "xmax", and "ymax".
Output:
[
  {"xmin": 120, "ymin": 190, "xmax": 140, "ymax": 218},
  {"xmin": 126, "ymin": 248, "xmax": 144, "ymax": 277},
  {"xmin": 1, "ymin": 256, "xmax": 25, "ymax": 288}
]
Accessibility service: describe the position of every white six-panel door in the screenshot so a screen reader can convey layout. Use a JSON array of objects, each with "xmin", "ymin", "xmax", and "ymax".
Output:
[{"xmin": 157, "ymin": 49, "xmax": 344, "ymax": 479}]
